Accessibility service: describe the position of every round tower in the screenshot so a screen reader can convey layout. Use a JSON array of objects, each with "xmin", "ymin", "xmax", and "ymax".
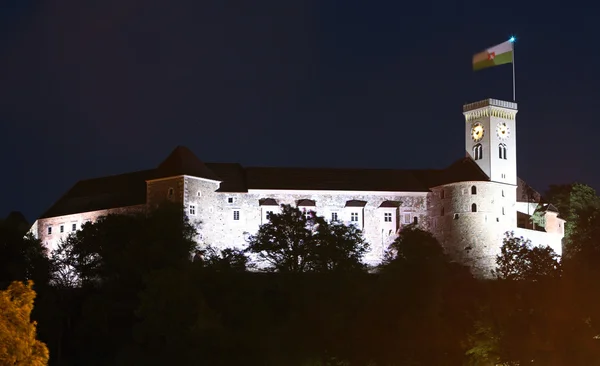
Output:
[{"xmin": 431, "ymin": 99, "xmax": 519, "ymax": 277}]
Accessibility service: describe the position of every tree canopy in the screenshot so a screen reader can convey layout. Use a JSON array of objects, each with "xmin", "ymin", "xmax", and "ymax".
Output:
[
  {"xmin": 0, "ymin": 280, "xmax": 49, "ymax": 366},
  {"xmin": 246, "ymin": 204, "xmax": 369, "ymax": 273},
  {"xmin": 493, "ymin": 231, "xmax": 561, "ymax": 281}
]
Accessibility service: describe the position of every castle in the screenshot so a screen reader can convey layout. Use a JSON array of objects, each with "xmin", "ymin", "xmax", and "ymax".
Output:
[{"xmin": 29, "ymin": 98, "xmax": 564, "ymax": 276}]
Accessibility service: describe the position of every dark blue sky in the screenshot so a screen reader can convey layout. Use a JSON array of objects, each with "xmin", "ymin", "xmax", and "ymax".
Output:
[{"xmin": 1, "ymin": 0, "xmax": 596, "ymax": 221}]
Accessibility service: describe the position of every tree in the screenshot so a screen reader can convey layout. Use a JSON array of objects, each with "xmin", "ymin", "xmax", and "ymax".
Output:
[
  {"xmin": 49, "ymin": 203, "xmax": 199, "ymax": 365},
  {"xmin": 246, "ymin": 204, "xmax": 369, "ymax": 273},
  {"xmin": 544, "ymin": 183, "xmax": 600, "ymax": 255},
  {"xmin": 309, "ymin": 216, "xmax": 369, "ymax": 272},
  {"xmin": 0, "ymin": 218, "xmax": 51, "ymax": 288},
  {"xmin": 493, "ymin": 232, "xmax": 561, "ymax": 281},
  {"xmin": 51, "ymin": 202, "xmax": 198, "ymax": 287},
  {"xmin": 0, "ymin": 280, "xmax": 49, "ymax": 365},
  {"xmin": 381, "ymin": 224, "xmax": 447, "ymax": 270},
  {"xmin": 118, "ymin": 266, "xmax": 223, "ymax": 366},
  {"xmin": 371, "ymin": 226, "xmax": 476, "ymax": 365},
  {"xmin": 195, "ymin": 246, "xmax": 252, "ymax": 272}
]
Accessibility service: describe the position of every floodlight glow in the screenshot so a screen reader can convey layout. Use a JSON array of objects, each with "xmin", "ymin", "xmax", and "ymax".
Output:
[{"xmin": 509, "ymin": 36, "xmax": 516, "ymax": 43}]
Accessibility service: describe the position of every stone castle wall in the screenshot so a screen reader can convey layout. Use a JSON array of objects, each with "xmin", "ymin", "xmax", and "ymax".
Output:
[
  {"xmin": 428, "ymin": 181, "xmax": 517, "ymax": 276},
  {"xmin": 33, "ymin": 205, "xmax": 146, "ymax": 252},
  {"xmin": 182, "ymin": 181, "xmax": 429, "ymax": 266}
]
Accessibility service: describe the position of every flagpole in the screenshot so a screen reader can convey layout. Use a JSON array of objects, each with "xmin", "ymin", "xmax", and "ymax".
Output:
[{"xmin": 511, "ymin": 37, "xmax": 516, "ymax": 101}]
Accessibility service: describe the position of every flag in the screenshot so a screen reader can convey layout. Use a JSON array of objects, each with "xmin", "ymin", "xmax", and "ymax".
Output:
[{"xmin": 472, "ymin": 40, "xmax": 513, "ymax": 71}]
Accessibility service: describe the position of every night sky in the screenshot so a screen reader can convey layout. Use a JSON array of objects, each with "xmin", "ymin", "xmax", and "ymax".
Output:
[{"xmin": 1, "ymin": 0, "xmax": 597, "ymax": 222}]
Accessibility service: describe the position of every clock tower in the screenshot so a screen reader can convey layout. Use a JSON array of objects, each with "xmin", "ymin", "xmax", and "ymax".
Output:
[{"xmin": 463, "ymin": 99, "xmax": 518, "ymax": 185}]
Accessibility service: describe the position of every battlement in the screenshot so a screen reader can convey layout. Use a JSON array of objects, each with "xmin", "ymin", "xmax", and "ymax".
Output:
[{"xmin": 463, "ymin": 98, "xmax": 517, "ymax": 112}]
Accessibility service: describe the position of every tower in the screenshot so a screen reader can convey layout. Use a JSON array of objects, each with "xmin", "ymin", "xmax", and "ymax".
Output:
[{"xmin": 463, "ymin": 99, "xmax": 518, "ymax": 185}]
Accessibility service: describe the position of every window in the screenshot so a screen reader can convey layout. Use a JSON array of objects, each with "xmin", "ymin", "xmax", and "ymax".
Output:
[
  {"xmin": 471, "ymin": 203, "xmax": 477, "ymax": 212},
  {"xmin": 402, "ymin": 213, "xmax": 411, "ymax": 224},
  {"xmin": 351, "ymin": 212, "xmax": 359, "ymax": 222},
  {"xmin": 384, "ymin": 212, "xmax": 392, "ymax": 222},
  {"xmin": 413, "ymin": 216, "xmax": 418, "ymax": 224},
  {"xmin": 227, "ymin": 197, "xmax": 234, "ymax": 204},
  {"xmin": 189, "ymin": 205, "xmax": 196, "ymax": 215},
  {"xmin": 440, "ymin": 190, "xmax": 445, "ymax": 199},
  {"xmin": 502, "ymin": 207, "xmax": 505, "ymax": 215},
  {"xmin": 331, "ymin": 212, "xmax": 338, "ymax": 221},
  {"xmin": 266, "ymin": 211, "xmax": 274, "ymax": 219},
  {"xmin": 233, "ymin": 210, "xmax": 240, "ymax": 220},
  {"xmin": 453, "ymin": 213, "xmax": 459, "ymax": 220},
  {"xmin": 60, "ymin": 225, "xmax": 64, "ymax": 233},
  {"xmin": 303, "ymin": 209, "xmax": 312, "ymax": 220},
  {"xmin": 471, "ymin": 185, "xmax": 477, "ymax": 195},
  {"xmin": 168, "ymin": 188, "xmax": 174, "ymax": 198},
  {"xmin": 441, "ymin": 207, "xmax": 445, "ymax": 216},
  {"xmin": 72, "ymin": 223, "xmax": 76, "ymax": 232},
  {"xmin": 499, "ymin": 143, "xmax": 507, "ymax": 160},
  {"xmin": 197, "ymin": 191, "xmax": 201, "ymax": 197},
  {"xmin": 473, "ymin": 144, "xmax": 483, "ymax": 160},
  {"xmin": 47, "ymin": 226, "xmax": 52, "ymax": 235},
  {"xmin": 502, "ymin": 190, "xmax": 505, "ymax": 197}
]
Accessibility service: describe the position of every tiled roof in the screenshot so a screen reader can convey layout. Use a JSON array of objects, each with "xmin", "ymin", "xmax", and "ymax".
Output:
[
  {"xmin": 156, "ymin": 146, "xmax": 222, "ymax": 182},
  {"xmin": 40, "ymin": 169, "xmax": 156, "ymax": 218},
  {"xmin": 345, "ymin": 200, "xmax": 367, "ymax": 207},
  {"xmin": 38, "ymin": 147, "xmax": 495, "ymax": 219}
]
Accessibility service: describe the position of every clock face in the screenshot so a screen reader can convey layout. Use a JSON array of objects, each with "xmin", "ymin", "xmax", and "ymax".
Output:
[
  {"xmin": 471, "ymin": 122, "xmax": 484, "ymax": 142},
  {"xmin": 496, "ymin": 122, "xmax": 510, "ymax": 140}
]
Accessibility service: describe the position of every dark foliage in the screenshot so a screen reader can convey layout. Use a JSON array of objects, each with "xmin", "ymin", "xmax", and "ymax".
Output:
[
  {"xmin": 8, "ymin": 185, "xmax": 600, "ymax": 365},
  {"xmin": 246, "ymin": 204, "xmax": 369, "ymax": 273}
]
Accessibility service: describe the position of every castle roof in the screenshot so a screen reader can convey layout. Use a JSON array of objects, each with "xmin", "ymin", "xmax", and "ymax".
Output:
[
  {"xmin": 156, "ymin": 146, "xmax": 222, "ymax": 182},
  {"xmin": 39, "ymin": 147, "xmax": 493, "ymax": 219}
]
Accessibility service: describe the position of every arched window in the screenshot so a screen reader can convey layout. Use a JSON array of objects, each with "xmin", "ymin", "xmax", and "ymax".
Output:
[
  {"xmin": 413, "ymin": 216, "xmax": 418, "ymax": 224},
  {"xmin": 499, "ymin": 143, "xmax": 507, "ymax": 160},
  {"xmin": 471, "ymin": 203, "xmax": 477, "ymax": 212},
  {"xmin": 473, "ymin": 144, "xmax": 483, "ymax": 160},
  {"xmin": 471, "ymin": 185, "xmax": 477, "ymax": 195}
]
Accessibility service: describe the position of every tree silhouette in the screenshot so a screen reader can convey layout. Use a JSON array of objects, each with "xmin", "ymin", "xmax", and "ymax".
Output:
[
  {"xmin": 493, "ymin": 232, "xmax": 561, "ymax": 281},
  {"xmin": 246, "ymin": 204, "xmax": 369, "ymax": 273}
]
